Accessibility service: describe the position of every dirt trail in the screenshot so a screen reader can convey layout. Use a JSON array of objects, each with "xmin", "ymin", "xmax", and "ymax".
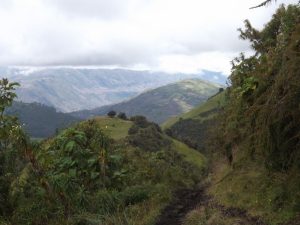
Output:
[
  {"xmin": 155, "ymin": 189, "xmax": 206, "ymax": 225},
  {"xmin": 154, "ymin": 186, "xmax": 269, "ymax": 225}
]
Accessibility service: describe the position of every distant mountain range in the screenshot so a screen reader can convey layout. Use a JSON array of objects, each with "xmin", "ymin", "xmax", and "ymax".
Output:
[
  {"xmin": 0, "ymin": 67, "xmax": 227, "ymax": 112},
  {"xmin": 71, "ymin": 79, "xmax": 223, "ymax": 123}
]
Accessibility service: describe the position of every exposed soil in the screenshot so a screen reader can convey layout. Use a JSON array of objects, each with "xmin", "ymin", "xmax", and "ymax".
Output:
[
  {"xmin": 154, "ymin": 186, "xmax": 270, "ymax": 225},
  {"xmin": 155, "ymin": 188, "xmax": 206, "ymax": 225}
]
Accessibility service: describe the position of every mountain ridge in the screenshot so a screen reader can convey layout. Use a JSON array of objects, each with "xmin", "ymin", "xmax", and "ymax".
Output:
[
  {"xmin": 71, "ymin": 78, "xmax": 223, "ymax": 123},
  {"xmin": 0, "ymin": 67, "xmax": 227, "ymax": 112}
]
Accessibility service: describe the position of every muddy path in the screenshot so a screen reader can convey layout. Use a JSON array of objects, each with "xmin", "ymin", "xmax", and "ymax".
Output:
[
  {"xmin": 154, "ymin": 188, "xmax": 206, "ymax": 225},
  {"xmin": 154, "ymin": 186, "xmax": 270, "ymax": 225}
]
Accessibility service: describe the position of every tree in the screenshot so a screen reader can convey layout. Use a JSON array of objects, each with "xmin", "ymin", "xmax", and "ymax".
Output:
[
  {"xmin": 117, "ymin": 112, "xmax": 127, "ymax": 120},
  {"xmin": 107, "ymin": 110, "xmax": 116, "ymax": 118},
  {"xmin": 0, "ymin": 78, "xmax": 26, "ymax": 217},
  {"xmin": 0, "ymin": 78, "xmax": 20, "ymax": 153}
]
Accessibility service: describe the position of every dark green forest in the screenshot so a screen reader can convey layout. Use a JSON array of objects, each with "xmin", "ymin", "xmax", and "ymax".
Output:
[{"xmin": 5, "ymin": 102, "xmax": 80, "ymax": 138}]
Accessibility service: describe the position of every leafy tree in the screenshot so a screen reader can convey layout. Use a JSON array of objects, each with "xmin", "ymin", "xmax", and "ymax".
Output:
[
  {"xmin": 0, "ymin": 78, "xmax": 28, "ymax": 217},
  {"xmin": 127, "ymin": 116, "xmax": 168, "ymax": 152},
  {"xmin": 107, "ymin": 110, "xmax": 116, "ymax": 118},
  {"xmin": 117, "ymin": 112, "xmax": 127, "ymax": 120},
  {"xmin": 215, "ymin": 5, "xmax": 300, "ymax": 171}
]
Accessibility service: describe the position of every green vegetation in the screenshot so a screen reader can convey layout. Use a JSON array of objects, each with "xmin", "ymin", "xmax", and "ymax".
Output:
[
  {"xmin": 205, "ymin": 4, "xmax": 300, "ymax": 224},
  {"xmin": 184, "ymin": 205, "xmax": 243, "ymax": 225},
  {"xmin": 107, "ymin": 110, "xmax": 116, "ymax": 118},
  {"xmin": 93, "ymin": 116, "xmax": 132, "ymax": 140},
  {"xmin": 171, "ymin": 139, "xmax": 207, "ymax": 170},
  {"xmin": 164, "ymin": 4, "xmax": 300, "ymax": 225},
  {"xmin": 163, "ymin": 91, "xmax": 225, "ymax": 152},
  {"xmin": 162, "ymin": 91, "xmax": 225, "ymax": 129},
  {"xmin": 6, "ymin": 102, "xmax": 80, "ymax": 138},
  {"xmin": 2, "ymin": 3, "xmax": 300, "ymax": 225},
  {"xmin": 0, "ymin": 79, "xmax": 207, "ymax": 225}
]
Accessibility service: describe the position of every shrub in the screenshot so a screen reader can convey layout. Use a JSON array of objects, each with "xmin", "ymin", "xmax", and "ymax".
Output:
[
  {"xmin": 117, "ymin": 112, "xmax": 127, "ymax": 120},
  {"xmin": 107, "ymin": 111, "xmax": 116, "ymax": 118}
]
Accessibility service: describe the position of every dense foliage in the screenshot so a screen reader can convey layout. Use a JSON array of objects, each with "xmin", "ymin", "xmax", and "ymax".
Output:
[
  {"xmin": 0, "ymin": 79, "xmax": 30, "ymax": 221},
  {"xmin": 164, "ymin": 92, "xmax": 225, "ymax": 153},
  {"xmin": 205, "ymin": 5, "xmax": 300, "ymax": 223},
  {"xmin": 128, "ymin": 116, "xmax": 171, "ymax": 152},
  {"xmin": 6, "ymin": 102, "xmax": 80, "ymax": 138},
  {"xmin": 166, "ymin": 118, "xmax": 216, "ymax": 152},
  {"xmin": 0, "ymin": 81, "xmax": 203, "ymax": 224},
  {"xmin": 216, "ymin": 4, "xmax": 300, "ymax": 171}
]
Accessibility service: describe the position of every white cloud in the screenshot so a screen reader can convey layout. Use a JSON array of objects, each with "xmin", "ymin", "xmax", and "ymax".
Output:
[
  {"xmin": 158, "ymin": 52, "xmax": 239, "ymax": 75},
  {"xmin": 0, "ymin": 0, "xmax": 297, "ymax": 75}
]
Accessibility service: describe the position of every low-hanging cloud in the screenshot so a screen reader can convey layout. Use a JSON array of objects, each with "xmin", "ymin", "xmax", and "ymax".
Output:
[{"xmin": 0, "ymin": 0, "xmax": 296, "ymax": 75}]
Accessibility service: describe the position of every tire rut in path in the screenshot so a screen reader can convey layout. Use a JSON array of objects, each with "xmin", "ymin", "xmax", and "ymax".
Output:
[
  {"xmin": 154, "ymin": 188, "xmax": 205, "ymax": 225},
  {"xmin": 154, "ymin": 187, "xmax": 269, "ymax": 225}
]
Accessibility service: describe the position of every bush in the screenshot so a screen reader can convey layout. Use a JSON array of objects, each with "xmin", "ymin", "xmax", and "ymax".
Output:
[
  {"xmin": 107, "ymin": 111, "xmax": 116, "ymax": 118},
  {"xmin": 127, "ymin": 116, "xmax": 170, "ymax": 152},
  {"xmin": 117, "ymin": 112, "xmax": 127, "ymax": 120}
]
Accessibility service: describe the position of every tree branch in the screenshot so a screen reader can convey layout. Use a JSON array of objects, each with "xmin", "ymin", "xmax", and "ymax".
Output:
[{"xmin": 250, "ymin": 0, "xmax": 276, "ymax": 9}]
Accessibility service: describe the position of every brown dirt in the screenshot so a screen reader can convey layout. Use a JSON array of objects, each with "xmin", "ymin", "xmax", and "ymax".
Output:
[
  {"xmin": 154, "ymin": 189, "xmax": 206, "ymax": 225},
  {"xmin": 154, "ymin": 186, "xmax": 270, "ymax": 225}
]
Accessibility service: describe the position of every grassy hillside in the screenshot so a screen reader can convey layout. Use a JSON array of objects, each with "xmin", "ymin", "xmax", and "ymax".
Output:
[
  {"xmin": 93, "ymin": 116, "xmax": 207, "ymax": 170},
  {"xmin": 5, "ymin": 101, "xmax": 80, "ymax": 138},
  {"xmin": 0, "ymin": 92, "xmax": 208, "ymax": 225},
  {"xmin": 162, "ymin": 91, "xmax": 225, "ymax": 129},
  {"xmin": 163, "ymin": 91, "xmax": 225, "ymax": 152},
  {"xmin": 72, "ymin": 79, "xmax": 223, "ymax": 124},
  {"xmin": 182, "ymin": 5, "xmax": 300, "ymax": 225},
  {"xmin": 91, "ymin": 116, "xmax": 207, "ymax": 170},
  {"xmin": 92, "ymin": 116, "xmax": 133, "ymax": 140},
  {"xmin": 172, "ymin": 139, "xmax": 207, "ymax": 170}
]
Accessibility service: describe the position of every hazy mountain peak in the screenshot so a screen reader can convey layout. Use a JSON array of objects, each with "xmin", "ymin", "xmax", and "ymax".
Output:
[
  {"xmin": 1, "ymin": 67, "xmax": 226, "ymax": 112},
  {"xmin": 71, "ymin": 78, "xmax": 223, "ymax": 123}
]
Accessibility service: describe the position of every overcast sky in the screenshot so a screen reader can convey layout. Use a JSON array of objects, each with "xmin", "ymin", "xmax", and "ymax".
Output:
[{"xmin": 0, "ymin": 0, "xmax": 296, "ymax": 75}]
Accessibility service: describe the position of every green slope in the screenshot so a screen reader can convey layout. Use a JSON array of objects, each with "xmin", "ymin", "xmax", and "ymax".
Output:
[
  {"xmin": 93, "ymin": 116, "xmax": 133, "ymax": 140},
  {"xmin": 92, "ymin": 116, "xmax": 207, "ymax": 170},
  {"xmin": 171, "ymin": 139, "xmax": 207, "ymax": 170},
  {"xmin": 162, "ymin": 91, "xmax": 225, "ymax": 129},
  {"xmin": 162, "ymin": 91, "xmax": 225, "ymax": 152}
]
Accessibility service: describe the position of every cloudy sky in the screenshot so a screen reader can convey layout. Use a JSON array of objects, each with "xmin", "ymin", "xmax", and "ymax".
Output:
[{"xmin": 0, "ymin": 0, "xmax": 296, "ymax": 75}]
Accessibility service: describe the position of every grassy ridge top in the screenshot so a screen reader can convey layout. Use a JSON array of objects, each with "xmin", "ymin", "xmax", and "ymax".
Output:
[
  {"xmin": 93, "ymin": 116, "xmax": 133, "ymax": 140},
  {"xmin": 93, "ymin": 116, "xmax": 207, "ymax": 170}
]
